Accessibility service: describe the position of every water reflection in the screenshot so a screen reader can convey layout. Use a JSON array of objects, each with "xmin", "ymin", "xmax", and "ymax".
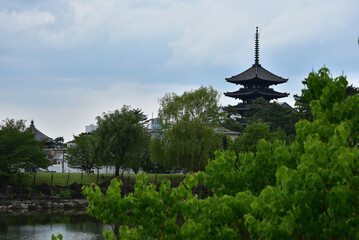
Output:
[{"xmin": 0, "ymin": 209, "xmax": 108, "ymax": 240}]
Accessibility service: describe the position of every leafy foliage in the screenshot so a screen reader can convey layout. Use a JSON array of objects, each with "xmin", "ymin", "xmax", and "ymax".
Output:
[
  {"xmin": 220, "ymin": 105, "xmax": 244, "ymax": 133},
  {"xmin": 152, "ymin": 87, "xmax": 222, "ymax": 172},
  {"xmin": 59, "ymin": 190, "xmax": 72, "ymax": 199},
  {"xmin": 206, "ymin": 141, "xmax": 295, "ymax": 196},
  {"xmin": 229, "ymin": 120, "xmax": 287, "ymax": 153},
  {"xmin": 66, "ymin": 134, "xmax": 102, "ymax": 173},
  {"xmin": 158, "ymin": 86, "xmax": 221, "ymax": 130},
  {"xmin": 151, "ymin": 119, "xmax": 221, "ymax": 172},
  {"xmin": 51, "ymin": 233, "xmax": 63, "ymax": 240},
  {"xmin": 47, "ymin": 136, "xmax": 65, "ymax": 150},
  {"xmin": 95, "ymin": 106, "xmax": 150, "ymax": 176},
  {"xmin": 84, "ymin": 68, "xmax": 359, "ymax": 240},
  {"xmin": 139, "ymin": 148, "xmax": 167, "ymax": 173},
  {"xmin": 0, "ymin": 119, "xmax": 49, "ymax": 179},
  {"xmin": 294, "ymin": 70, "xmax": 359, "ymax": 121},
  {"xmin": 83, "ymin": 174, "xmax": 200, "ymax": 240},
  {"xmin": 246, "ymin": 97, "xmax": 299, "ymax": 137}
]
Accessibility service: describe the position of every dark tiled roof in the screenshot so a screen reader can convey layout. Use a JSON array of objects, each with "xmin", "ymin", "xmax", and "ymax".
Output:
[
  {"xmin": 233, "ymin": 103, "xmax": 249, "ymax": 111},
  {"xmin": 29, "ymin": 121, "xmax": 53, "ymax": 142},
  {"xmin": 225, "ymin": 88, "xmax": 289, "ymax": 100},
  {"xmin": 229, "ymin": 101, "xmax": 292, "ymax": 111},
  {"xmin": 226, "ymin": 63, "xmax": 288, "ymax": 85},
  {"xmin": 278, "ymin": 102, "xmax": 293, "ymax": 109},
  {"xmin": 214, "ymin": 127, "xmax": 241, "ymax": 136}
]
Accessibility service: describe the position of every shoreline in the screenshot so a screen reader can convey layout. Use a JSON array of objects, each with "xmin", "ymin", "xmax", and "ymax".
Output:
[{"xmin": 0, "ymin": 199, "xmax": 88, "ymax": 212}]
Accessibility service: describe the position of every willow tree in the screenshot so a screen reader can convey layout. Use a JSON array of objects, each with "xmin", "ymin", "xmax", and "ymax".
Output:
[
  {"xmin": 95, "ymin": 106, "xmax": 149, "ymax": 176},
  {"xmin": 151, "ymin": 86, "xmax": 222, "ymax": 172},
  {"xmin": 158, "ymin": 86, "xmax": 221, "ymax": 130},
  {"xmin": 66, "ymin": 133, "xmax": 103, "ymax": 173}
]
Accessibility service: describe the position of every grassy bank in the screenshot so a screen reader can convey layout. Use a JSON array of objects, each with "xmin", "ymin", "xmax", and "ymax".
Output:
[{"xmin": 6, "ymin": 172, "xmax": 186, "ymax": 187}]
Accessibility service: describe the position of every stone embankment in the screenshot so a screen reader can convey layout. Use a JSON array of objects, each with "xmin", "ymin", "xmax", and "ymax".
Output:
[{"xmin": 0, "ymin": 199, "xmax": 88, "ymax": 212}]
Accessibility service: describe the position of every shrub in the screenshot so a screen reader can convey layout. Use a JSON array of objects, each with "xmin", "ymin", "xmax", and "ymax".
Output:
[{"xmin": 59, "ymin": 190, "xmax": 71, "ymax": 199}]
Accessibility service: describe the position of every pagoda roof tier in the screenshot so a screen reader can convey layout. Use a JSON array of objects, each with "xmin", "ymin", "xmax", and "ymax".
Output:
[
  {"xmin": 233, "ymin": 103, "xmax": 249, "ymax": 111},
  {"xmin": 224, "ymin": 88, "xmax": 289, "ymax": 101},
  {"xmin": 226, "ymin": 63, "xmax": 288, "ymax": 86},
  {"xmin": 29, "ymin": 120, "xmax": 53, "ymax": 143}
]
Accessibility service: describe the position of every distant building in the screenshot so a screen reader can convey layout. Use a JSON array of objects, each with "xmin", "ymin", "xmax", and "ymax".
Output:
[
  {"xmin": 52, "ymin": 153, "xmax": 64, "ymax": 165},
  {"xmin": 215, "ymin": 128, "xmax": 241, "ymax": 141},
  {"xmin": 224, "ymin": 27, "xmax": 290, "ymax": 122},
  {"xmin": 148, "ymin": 118, "xmax": 163, "ymax": 137},
  {"xmin": 29, "ymin": 120, "xmax": 64, "ymax": 170},
  {"xmin": 29, "ymin": 120, "xmax": 59, "ymax": 159},
  {"xmin": 29, "ymin": 120, "xmax": 53, "ymax": 145},
  {"xmin": 85, "ymin": 124, "xmax": 98, "ymax": 134},
  {"xmin": 148, "ymin": 118, "xmax": 240, "ymax": 140},
  {"xmin": 278, "ymin": 102, "xmax": 293, "ymax": 109}
]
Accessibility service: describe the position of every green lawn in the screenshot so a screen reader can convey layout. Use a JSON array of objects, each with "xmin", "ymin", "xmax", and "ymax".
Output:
[{"xmin": 7, "ymin": 172, "xmax": 186, "ymax": 187}]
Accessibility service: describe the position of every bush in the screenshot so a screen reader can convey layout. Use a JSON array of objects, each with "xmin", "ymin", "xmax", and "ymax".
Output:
[
  {"xmin": 35, "ymin": 193, "xmax": 46, "ymax": 200},
  {"xmin": 83, "ymin": 68, "xmax": 359, "ymax": 239},
  {"xmin": 59, "ymin": 190, "xmax": 71, "ymax": 199},
  {"xmin": 50, "ymin": 189, "xmax": 57, "ymax": 196}
]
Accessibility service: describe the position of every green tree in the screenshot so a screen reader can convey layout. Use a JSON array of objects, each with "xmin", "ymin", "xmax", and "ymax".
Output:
[
  {"xmin": 345, "ymin": 83, "xmax": 359, "ymax": 96},
  {"xmin": 139, "ymin": 147, "xmax": 167, "ymax": 173},
  {"xmin": 149, "ymin": 137, "xmax": 170, "ymax": 172},
  {"xmin": 0, "ymin": 119, "xmax": 49, "ymax": 179},
  {"xmin": 66, "ymin": 133, "xmax": 102, "ymax": 173},
  {"xmin": 95, "ymin": 106, "xmax": 149, "ymax": 176},
  {"xmin": 152, "ymin": 86, "xmax": 222, "ymax": 172},
  {"xmin": 51, "ymin": 136, "xmax": 65, "ymax": 149},
  {"xmin": 239, "ymin": 67, "xmax": 359, "ymax": 239},
  {"xmin": 229, "ymin": 120, "xmax": 286, "ymax": 154},
  {"xmin": 294, "ymin": 78, "xmax": 313, "ymax": 120},
  {"xmin": 246, "ymin": 97, "xmax": 299, "ymax": 137},
  {"xmin": 158, "ymin": 86, "xmax": 221, "ymax": 130},
  {"xmin": 220, "ymin": 105, "xmax": 244, "ymax": 133},
  {"xmin": 294, "ymin": 72, "xmax": 359, "ymax": 120},
  {"xmin": 83, "ymin": 68, "xmax": 358, "ymax": 240},
  {"xmin": 151, "ymin": 119, "xmax": 221, "ymax": 172}
]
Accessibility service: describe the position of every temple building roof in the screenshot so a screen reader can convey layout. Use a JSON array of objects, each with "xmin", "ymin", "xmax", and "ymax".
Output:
[
  {"xmin": 232, "ymin": 103, "xmax": 249, "ymax": 112},
  {"xmin": 29, "ymin": 120, "xmax": 53, "ymax": 143},
  {"xmin": 225, "ymin": 64, "xmax": 288, "ymax": 86},
  {"xmin": 225, "ymin": 88, "xmax": 289, "ymax": 101}
]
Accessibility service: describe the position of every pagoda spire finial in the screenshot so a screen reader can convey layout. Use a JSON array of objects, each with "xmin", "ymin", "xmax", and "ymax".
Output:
[{"xmin": 255, "ymin": 27, "xmax": 259, "ymax": 65}]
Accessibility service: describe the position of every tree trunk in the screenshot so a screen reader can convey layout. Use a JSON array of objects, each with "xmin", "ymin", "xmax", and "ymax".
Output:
[
  {"xmin": 115, "ymin": 164, "xmax": 120, "ymax": 177},
  {"xmin": 115, "ymin": 153, "xmax": 124, "ymax": 177}
]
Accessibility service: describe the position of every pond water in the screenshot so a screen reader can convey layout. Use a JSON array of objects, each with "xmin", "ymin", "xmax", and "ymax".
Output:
[{"xmin": 0, "ymin": 209, "xmax": 110, "ymax": 240}]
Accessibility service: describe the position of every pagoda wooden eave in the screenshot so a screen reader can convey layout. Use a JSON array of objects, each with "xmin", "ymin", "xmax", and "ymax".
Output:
[
  {"xmin": 226, "ymin": 64, "xmax": 288, "ymax": 86},
  {"xmin": 233, "ymin": 103, "xmax": 249, "ymax": 111},
  {"xmin": 224, "ymin": 88, "xmax": 289, "ymax": 100}
]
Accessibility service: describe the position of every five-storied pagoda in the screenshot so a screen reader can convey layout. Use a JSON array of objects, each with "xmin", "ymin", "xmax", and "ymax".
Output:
[{"xmin": 225, "ymin": 27, "xmax": 289, "ymax": 118}]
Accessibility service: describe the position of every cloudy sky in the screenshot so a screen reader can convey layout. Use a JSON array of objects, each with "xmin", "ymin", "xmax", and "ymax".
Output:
[{"xmin": 0, "ymin": 0, "xmax": 358, "ymax": 141}]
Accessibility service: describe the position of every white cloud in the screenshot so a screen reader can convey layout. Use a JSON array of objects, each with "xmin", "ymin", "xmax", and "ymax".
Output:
[
  {"xmin": 0, "ymin": 0, "xmax": 358, "ymax": 142},
  {"xmin": 0, "ymin": 0, "xmax": 357, "ymax": 64},
  {"xmin": 0, "ymin": 78, "xmax": 199, "ymax": 141},
  {"xmin": 0, "ymin": 9, "xmax": 55, "ymax": 31}
]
